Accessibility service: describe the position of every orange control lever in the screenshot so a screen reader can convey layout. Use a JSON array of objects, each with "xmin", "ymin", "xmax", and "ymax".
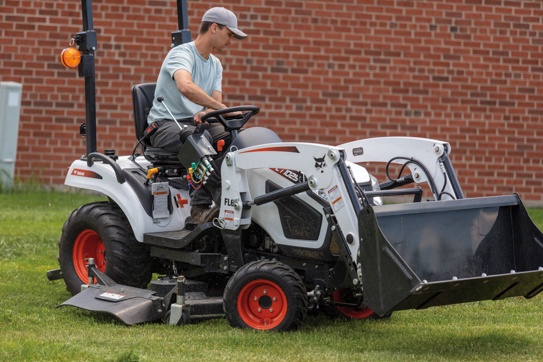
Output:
[{"xmin": 217, "ymin": 139, "xmax": 225, "ymax": 152}]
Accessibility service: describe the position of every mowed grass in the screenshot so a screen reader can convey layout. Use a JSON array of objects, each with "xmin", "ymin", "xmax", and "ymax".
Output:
[{"xmin": 1, "ymin": 190, "xmax": 543, "ymax": 361}]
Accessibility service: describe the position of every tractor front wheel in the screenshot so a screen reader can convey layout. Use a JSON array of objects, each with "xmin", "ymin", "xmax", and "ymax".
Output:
[
  {"xmin": 58, "ymin": 201, "xmax": 152, "ymax": 295},
  {"xmin": 223, "ymin": 259, "xmax": 308, "ymax": 331}
]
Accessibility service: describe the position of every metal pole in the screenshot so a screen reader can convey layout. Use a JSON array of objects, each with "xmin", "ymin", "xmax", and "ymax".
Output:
[
  {"xmin": 80, "ymin": 0, "xmax": 97, "ymax": 155},
  {"xmin": 172, "ymin": 0, "xmax": 192, "ymax": 47},
  {"xmin": 81, "ymin": 0, "xmax": 94, "ymax": 30},
  {"xmin": 177, "ymin": 0, "xmax": 189, "ymax": 30}
]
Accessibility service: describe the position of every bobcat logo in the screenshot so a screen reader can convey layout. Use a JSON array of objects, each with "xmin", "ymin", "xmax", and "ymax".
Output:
[{"xmin": 314, "ymin": 155, "xmax": 326, "ymax": 173}]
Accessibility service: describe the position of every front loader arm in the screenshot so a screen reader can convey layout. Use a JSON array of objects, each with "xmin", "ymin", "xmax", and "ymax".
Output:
[{"xmin": 339, "ymin": 137, "xmax": 463, "ymax": 200}]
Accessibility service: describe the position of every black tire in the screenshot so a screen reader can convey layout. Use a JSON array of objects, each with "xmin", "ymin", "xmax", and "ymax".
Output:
[
  {"xmin": 223, "ymin": 259, "xmax": 308, "ymax": 331},
  {"xmin": 58, "ymin": 201, "xmax": 152, "ymax": 295}
]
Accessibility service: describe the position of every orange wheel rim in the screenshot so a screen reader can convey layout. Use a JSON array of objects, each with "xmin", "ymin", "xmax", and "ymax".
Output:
[
  {"xmin": 72, "ymin": 229, "xmax": 106, "ymax": 283},
  {"xmin": 333, "ymin": 289, "xmax": 374, "ymax": 319},
  {"xmin": 237, "ymin": 279, "xmax": 287, "ymax": 330}
]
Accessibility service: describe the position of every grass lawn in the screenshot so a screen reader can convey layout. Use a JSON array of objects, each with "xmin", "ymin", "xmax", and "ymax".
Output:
[{"xmin": 1, "ymin": 190, "xmax": 543, "ymax": 361}]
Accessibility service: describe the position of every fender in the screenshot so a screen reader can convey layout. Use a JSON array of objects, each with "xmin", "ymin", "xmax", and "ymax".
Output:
[{"xmin": 64, "ymin": 158, "xmax": 187, "ymax": 241}]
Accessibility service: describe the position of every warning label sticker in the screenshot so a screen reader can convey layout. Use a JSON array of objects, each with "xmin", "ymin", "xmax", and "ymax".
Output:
[
  {"xmin": 328, "ymin": 185, "xmax": 344, "ymax": 212},
  {"xmin": 152, "ymin": 182, "xmax": 170, "ymax": 219},
  {"xmin": 224, "ymin": 209, "xmax": 234, "ymax": 221},
  {"xmin": 99, "ymin": 292, "xmax": 125, "ymax": 301}
]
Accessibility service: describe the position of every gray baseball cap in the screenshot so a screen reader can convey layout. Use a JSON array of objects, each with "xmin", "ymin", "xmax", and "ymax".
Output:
[{"xmin": 202, "ymin": 7, "xmax": 247, "ymax": 40}]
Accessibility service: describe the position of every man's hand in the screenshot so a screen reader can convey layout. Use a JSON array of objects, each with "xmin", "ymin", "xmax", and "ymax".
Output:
[
  {"xmin": 194, "ymin": 105, "xmax": 243, "ymax": 125},
  {"xmin": 193, "ymin": 111, "xmax": 207, "ymax": 125}
]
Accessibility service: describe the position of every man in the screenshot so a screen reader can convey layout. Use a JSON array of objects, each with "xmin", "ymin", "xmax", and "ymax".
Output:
[{"xmin": 147, "ymin": 7, "xmax": 247, "ymax": 224}]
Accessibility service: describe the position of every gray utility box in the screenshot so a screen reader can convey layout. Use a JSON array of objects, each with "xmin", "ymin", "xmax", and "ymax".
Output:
[{"xmin": 0, "ymin": 82, "xmax": 23, "ymax": 186}]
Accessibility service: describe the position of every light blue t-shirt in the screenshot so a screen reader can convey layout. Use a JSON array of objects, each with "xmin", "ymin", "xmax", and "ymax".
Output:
[{"xmin": 148, "ymin": 42, "xmax": 223, "ymax": 124}]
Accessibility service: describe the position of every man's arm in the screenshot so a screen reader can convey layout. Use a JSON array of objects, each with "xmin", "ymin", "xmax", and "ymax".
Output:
[
  {"xmin": 174, "ymin": 69, "xmax": 228, "ymax": 124},
  {"xmin": 174, "ymin": 69, "xmax": 225, "ymax": 111},
  {"xmin": 194, "ymin": 90, "xmax": 224, "ymax": 124}
]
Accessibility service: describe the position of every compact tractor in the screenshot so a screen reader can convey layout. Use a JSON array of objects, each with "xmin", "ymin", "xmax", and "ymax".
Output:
[{"xmin": 48, "ymin": 0, "xmax": 543, "ymax": 331}]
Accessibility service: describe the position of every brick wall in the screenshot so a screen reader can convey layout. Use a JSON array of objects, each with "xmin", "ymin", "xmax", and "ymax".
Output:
[{"xmin": 1, "ymin": 0, "xmax": 542, "ymax": 204}]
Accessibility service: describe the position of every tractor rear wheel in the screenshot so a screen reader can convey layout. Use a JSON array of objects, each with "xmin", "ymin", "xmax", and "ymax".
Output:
[
  {"xmin": 223, "ymin": 259, "xmax": 308, "ymax": 331},
  {"xmin": 58, "ymin": 201, "xmax": 152, "ymax": 295}
]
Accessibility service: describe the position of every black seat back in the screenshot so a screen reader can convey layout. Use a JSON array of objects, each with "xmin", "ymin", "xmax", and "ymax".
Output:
[
  {"xmin": 132, "ymin": 83, "xmax": 156, "ymax": 141},
  {"xmin": 131, "ymin": 83, "xmax": 183, "ymax": 170}
]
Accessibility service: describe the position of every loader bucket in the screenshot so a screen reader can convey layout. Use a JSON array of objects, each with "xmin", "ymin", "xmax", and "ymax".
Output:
[{"xmin": 359, "ymin": 194, "xmax": 543, "ymax": 317}]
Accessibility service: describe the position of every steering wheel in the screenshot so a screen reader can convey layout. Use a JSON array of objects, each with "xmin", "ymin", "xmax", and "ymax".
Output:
[{"xmin": 201, "ymin": 105, "xmax": 260, "ymax": 132}]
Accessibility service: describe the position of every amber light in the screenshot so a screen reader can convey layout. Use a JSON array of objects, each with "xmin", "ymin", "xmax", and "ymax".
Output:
[{"xmin": 60, "ymin": 47, "xmax": 81, "ymax": 68}]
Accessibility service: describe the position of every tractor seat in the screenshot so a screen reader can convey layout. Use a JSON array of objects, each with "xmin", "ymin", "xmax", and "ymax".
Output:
[{"xmin": 132, "ymin": 83, "xmax": 182, "ymax": 166}]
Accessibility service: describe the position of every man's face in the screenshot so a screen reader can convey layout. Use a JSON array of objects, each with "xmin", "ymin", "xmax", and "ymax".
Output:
[{"xmin": 213, "ymin": 24, "xmax": 236, "ymax": 51}]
